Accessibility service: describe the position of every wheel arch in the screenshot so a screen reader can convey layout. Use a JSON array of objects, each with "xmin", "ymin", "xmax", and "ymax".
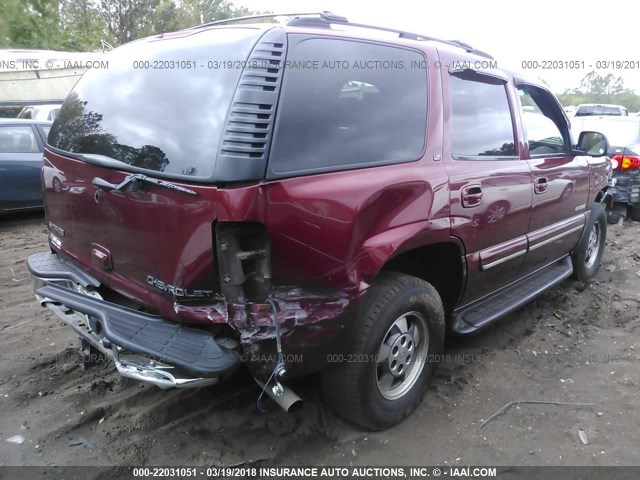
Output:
[
  {"xmin": 377, "ymin": 241, "xmax": 466, "ymax": 314},
  {"xmin": 594, "ymin": 187, "xmax": 612, "ymax": 208}
]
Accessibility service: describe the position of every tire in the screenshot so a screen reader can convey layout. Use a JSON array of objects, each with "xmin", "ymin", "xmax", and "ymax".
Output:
[
  {"xmin": 321, "ymin": 272, "xmax": 445, "ymax": 430},
  {"xmin": 571, "ymin": 203, "xmax": 607, "ymax": 282},
  {"xmin": 606, "ymin": 203, "xmax": 627, "ymax": 224}
]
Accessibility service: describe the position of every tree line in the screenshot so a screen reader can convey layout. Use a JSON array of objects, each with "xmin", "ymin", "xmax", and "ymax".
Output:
[
  {"xmin": 557, "ymin": 71, "xmax": 640, "ymax": 112},
  {"xmin": 0, "ymin": 0, "xmax": 258, "ymax": 51}
]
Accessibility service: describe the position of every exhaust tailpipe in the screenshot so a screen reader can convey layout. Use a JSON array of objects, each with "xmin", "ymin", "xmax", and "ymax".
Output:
[{"xmin": 254, "ymin": 377, "xmax": 302, "ymax": 412}]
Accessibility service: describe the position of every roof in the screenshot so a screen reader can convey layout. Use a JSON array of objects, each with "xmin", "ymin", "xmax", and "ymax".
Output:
[
  {"xmin": 0, "ymin": 118, "xmax": 53, "ymax": 126},
  {"xmin": 187, "ymin": 11, "xmax": 494, "ymax": 59}
]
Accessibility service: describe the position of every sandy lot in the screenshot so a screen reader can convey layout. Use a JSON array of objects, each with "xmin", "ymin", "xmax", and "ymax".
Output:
[{"xmin": 1, "ymin": 212, "xmax": 639, "ymax": 469}]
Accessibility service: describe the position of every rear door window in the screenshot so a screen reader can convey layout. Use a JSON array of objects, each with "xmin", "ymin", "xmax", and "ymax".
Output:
[
  {"xmin": 268, "ymin": 37, "xmax": 428, "ymax": 177},
  {"xmin": 450, "ymin": 75, "xmax": 516, "ymax": 159},
  {"xmin": 0, "ymin": 126, "xmax": 40, "ymax": 153}
]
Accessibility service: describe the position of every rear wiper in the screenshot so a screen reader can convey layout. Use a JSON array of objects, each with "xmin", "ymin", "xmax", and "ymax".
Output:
[
  {"xmin": 92, "ymin": 173, "xmax": 197, "ymax": 196},
  {"xmin": 76, "ymin": 153, "xmax": 197, "ymax": 196}
]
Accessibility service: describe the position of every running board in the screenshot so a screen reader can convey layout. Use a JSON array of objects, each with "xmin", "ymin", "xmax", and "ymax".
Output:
[{"xmin": 451, "ymin": 256, "xmax": 573, "ymax": 335}]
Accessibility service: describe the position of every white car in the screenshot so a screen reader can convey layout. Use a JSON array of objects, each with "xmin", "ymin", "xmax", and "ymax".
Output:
[
  {"xmin": 575, "ymin": 103, "xmax": 628, "ymax": 117},
  {"xmin": 17, "ymin": 104, "xmax": 63, "ymax": 121}
]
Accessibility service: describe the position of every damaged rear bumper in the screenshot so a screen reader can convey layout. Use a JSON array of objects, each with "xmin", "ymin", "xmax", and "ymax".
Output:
[
  {"xmin": 28, "ymin": 252, "xmax": 240, "ymax": 389},
  {"xmin": 610, "ymin": 172, "xmax": 640, "ymax": 206}
]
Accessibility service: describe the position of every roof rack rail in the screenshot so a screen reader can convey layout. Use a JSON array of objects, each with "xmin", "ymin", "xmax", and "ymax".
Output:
[
  {"xmin": 189, "ymin": 11, "xmax": 493, "ymax": 59},
  {"xmin": 315, "ymin": 19, "xmax": 494, "ymax": 59}
]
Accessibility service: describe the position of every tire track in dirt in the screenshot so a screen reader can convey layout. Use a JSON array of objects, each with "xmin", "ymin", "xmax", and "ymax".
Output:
[{"xmin": 1, "ymin": 213, "xmax": 639, "ymax": 469}]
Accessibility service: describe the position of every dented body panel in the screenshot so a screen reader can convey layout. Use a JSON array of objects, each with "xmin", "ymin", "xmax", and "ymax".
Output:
[
  {"xmin": 40, "ymin": 141, "xmax": 450, "ymax": 378},
  {"xmin": 30, "ymin": 20, "xmax": 611, "ymax": 389}
]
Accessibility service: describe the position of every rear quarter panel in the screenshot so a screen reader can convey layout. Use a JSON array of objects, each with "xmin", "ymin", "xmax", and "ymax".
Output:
[
  {"xmin": 263, "ymin": 161, "xmax": 450, "ymax": 291},
  {"xmin": 586, "ymin": 155, "xmax": 612, "ymax": 207}
]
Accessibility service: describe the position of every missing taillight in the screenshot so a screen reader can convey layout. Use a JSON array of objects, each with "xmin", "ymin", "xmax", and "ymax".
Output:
[
  {"xmin": 612, "ymin": 154, "xmax": 640, "ymax": 170},
  {"xmin": 215, "ymin": 222, "xmax": 271, "ymax": 304}
]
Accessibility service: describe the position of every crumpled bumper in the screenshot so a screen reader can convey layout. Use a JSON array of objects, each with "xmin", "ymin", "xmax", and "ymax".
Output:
[
  {"xmin": 610, "ymin": 172, "xmax": 640, "ymax": 206},
  {"xmin": 28, "ymin": 252, "xmax": 240, "ymax": 389}
]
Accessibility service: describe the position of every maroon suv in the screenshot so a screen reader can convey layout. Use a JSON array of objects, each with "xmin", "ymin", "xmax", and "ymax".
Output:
[{"xmin": 29, "ymin": 12, "xmax": 612, "ymax": 430}]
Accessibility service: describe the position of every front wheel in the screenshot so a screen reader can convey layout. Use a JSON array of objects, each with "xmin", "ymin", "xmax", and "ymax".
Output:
[
  {"xmin": 571, "ymin": 203, "xmax": 607, "ymax": 282},
  {"xmin": 321, "ymin": 272, "xmax": 445, "ymax": 430}
]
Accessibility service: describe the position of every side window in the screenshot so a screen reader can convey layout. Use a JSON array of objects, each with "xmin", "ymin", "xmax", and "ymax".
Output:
[
  {"xmin": 451, "ymin": 75, "xmax": 516, "ymax": 159},
  {"xmin": 269, "ymin": 38, "xmax": 428, "ymax": 176},
  {"xmin": 0, "ymin": 126, "xmax": 40, "ymax": 153},
  {"xmin": 518, "ymin": 86, "xmax": 570, "ymax": 156}
]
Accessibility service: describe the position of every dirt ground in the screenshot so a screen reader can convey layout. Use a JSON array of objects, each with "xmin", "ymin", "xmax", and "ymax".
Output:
[{"xmin": 1, "ymin": 212, "xmax": 639, "ymax": 470}]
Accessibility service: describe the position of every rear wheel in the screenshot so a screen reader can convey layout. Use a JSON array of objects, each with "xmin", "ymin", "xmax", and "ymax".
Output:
[
  {"xmin": 321, "ymin": 272, "xmax": 445, "ymax": 430},
  {"xmin": 571, "ymin": 203, "xmax": 607, "ymax": 282}
]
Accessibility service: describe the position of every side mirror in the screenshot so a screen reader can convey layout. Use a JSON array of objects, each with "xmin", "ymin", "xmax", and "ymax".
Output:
[{"xmin": 576, "ymin": 131, "xmax": 609, "ymax": 156}]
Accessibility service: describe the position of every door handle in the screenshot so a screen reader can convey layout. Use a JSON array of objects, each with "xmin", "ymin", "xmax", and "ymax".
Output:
[
  {"xmin": 461, "ymin": 185, "xmax": 483, "ymax": 207},
  {"xmin": 534, "ymin": 177, "xmax": 548, "ymax": 194}
]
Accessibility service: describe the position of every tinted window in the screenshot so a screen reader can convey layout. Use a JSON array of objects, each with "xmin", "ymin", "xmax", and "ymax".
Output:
[
  {"xmin": 451, "ymin": 76, "xmax": 516, "ymax": 158},
  {"xmin": 48, "ymin": 28, "xmax": 260, "ymax": 179},
  {"xmin": 576, "ymin": 105, "xmax": 626, "ymax": 116},
  {"xmin": 0, "ymin": 126, "xmax": 39, "ymax": 153},
  {"xmin": 269, "ymin": 38, "xmax": 427, "ymax": 176},
  {"xmin": 518, "ymin": 86, "xmax": 569, "ymax": 155}
]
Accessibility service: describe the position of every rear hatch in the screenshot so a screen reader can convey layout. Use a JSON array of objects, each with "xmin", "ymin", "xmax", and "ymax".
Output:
[{"xmin": 43, "ymin": 26, "xmax": 273, "ymax": 320}]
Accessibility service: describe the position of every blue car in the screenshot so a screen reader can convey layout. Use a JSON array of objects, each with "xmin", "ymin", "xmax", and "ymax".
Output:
[{"xmin": 0, "ymin": 118, "xmax": 52, "ymax": 214}]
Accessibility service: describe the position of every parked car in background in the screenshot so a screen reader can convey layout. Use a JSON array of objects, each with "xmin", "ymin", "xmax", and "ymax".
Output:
[
  {"xmin": 572, "ymin": 116, "xmax": 640, "ymax": 222},
  {"xmin": 0, "ymin": 118, "xmax": 51, "ymax": 214},
  {"xmin": 563, "ymin": 105, "xmax": 578, "ymax": 117},
  {"xmin": 17, "ymin": 103, "xmax": 62, "ymax": 121},
  {"xmin": 575, "ymin": 104, "xmax": 628, "ymax": 117}
]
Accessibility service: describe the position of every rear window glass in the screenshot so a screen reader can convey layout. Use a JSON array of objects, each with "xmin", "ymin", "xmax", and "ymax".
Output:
[
  {"xmin": 0, "ymin": 126, "xmax": 39, "ymax": 153},
  {"xmin": 576, "ymin": 105, "xmax": 626, "ymax": 116},
  {"xmin": 269, "ymin": 38, "xmax": 428, "ymax": 176},
  {"xmin": 48, "ymin": 28, "xmax": 260, "ymax": 179}
]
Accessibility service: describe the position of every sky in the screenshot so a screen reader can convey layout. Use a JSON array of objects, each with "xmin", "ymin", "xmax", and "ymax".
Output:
[{"xmin": 235, "ymin": 0, "xmax": 640, "ymax": 93}]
